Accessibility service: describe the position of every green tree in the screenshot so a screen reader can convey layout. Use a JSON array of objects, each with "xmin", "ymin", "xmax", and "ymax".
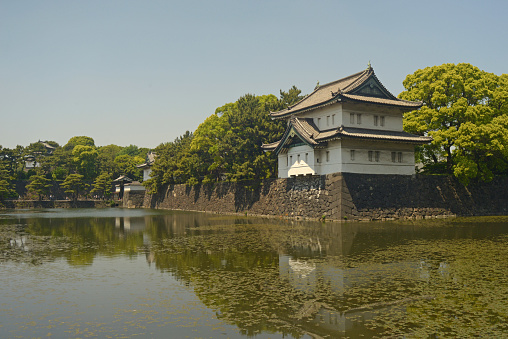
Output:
[
  {"xmin": 91, "ymin": 172, "xmax": 113, "ymax": 199},
  {"xmin": 26, "ymin": 173, "xmax": 51, "ymax": 200},
  {"xmin": 72, "ymin": 145, "xmax": 99, "ymax": 179},
  {"xmin": 144, "ymin": 86, "xmax": 304, "ymax": 192},
  {"xmin": 0, "ymin": 158, "xmax": 16, "ymax": 200},
  {"xmin": 399, "ymin": 63, "xmax": 508, "ymax": 184},
  {"xmin": 64, "ymin": 136, "xmax": 95, "ymax": 151},
  {"xmin": 97, "ymin": 144, "xmax": 122, "ymax": 175},
  {"xmin": 113, "ymin": 154, "xmax": 144, "ymax": 181},
  {"xmin": 60, "ymin": 174, "xmax": 87, "ymax": 201},
  {"xmin": 143, "ymin": 132, "xmax": 193, "ymax": 193}
]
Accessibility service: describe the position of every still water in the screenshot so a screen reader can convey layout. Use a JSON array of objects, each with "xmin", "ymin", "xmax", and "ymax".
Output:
[{"xmin": 1, "ymin": 208, "xmax": 508, "ymax": 338}]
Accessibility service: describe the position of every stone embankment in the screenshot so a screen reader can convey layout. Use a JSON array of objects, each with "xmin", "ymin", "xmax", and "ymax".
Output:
[{"xmin": 142, "ymin": 173, "xmax": 508, "ymax": 221}]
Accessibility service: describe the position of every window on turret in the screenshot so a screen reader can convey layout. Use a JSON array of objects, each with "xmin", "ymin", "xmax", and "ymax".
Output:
[
  {"xmin": 317, "ymin": 118, "xmax": 321, "ymax": 128},
  {"xmin": 357, "ymin": 114, "xmax": 362, "ymax": 125},
  {"xmin": 391, "ymin": 152, "xmax": 396, "ymax": 163},
  {"xmin": 368, "ymin": 151, "xmax": 373, "ymax": 162},
  {"xmin": 290, "ymin": 156, "xmax": 293, "ymax": 165},
  {"xmin": 326, "ymin": 151, "xmax": 330, "ymax": 162},
  {"xmin": 305, "ymin": 153, "xmax": 308, "ymax": 163},
  {"xmin": 327, "ymin": 116, "xmax": 330, "ymax": 126},
  {"xmin": 398, "ymin": 152, "xmax": 403, "ymax": 163},
  {"xmin": 350, "ymin": 150, "xmax": 355, "ymax": 161},
  {"xmin": 375, "ymin": 151, "xmax": 380, "ymax": 162},
  {"xmin": 332, "ymin": 114, "xmax": 335, "ymax": 125},
  {"xmin": 380, "ymin": 116, "xmax": 385, "ymax": 126},
  {"xmin": 297, "ymin": 154, "xmax": 300, "ymax": 164},
  {"xmin": 350, "ymin": 113, "xmax": 354, "ymax": 124},
  {"xmin": 374, "ymin": 115, "xmax": 379, "ymax": 126}
]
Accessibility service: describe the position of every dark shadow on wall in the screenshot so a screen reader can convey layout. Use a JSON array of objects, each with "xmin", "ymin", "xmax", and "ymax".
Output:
[{"xmin": 342, "ymin": 173, "xmax": 508, "ymax": 217}]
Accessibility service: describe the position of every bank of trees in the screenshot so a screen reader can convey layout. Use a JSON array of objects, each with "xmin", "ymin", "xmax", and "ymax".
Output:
[
  {"xmin": 0, "ymin": 138, "xmax": 148, "ymax": 200},
  {"xmin": 399, "ymin": 63, "xmax": 508, "ymax": 184}
]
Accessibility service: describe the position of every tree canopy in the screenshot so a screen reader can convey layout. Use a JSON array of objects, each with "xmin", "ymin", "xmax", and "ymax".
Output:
[
  {"xmin": 399, "ymin": 63, "xmax": 508, "ymax": 184},
  {"xmin": 143, "ymin": 86, "xmax": 304, "ymax": 193}
]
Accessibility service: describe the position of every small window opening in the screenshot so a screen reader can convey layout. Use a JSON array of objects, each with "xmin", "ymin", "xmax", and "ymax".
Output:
[{"xmin": 350, "ymin": 150, "xmax": 355, "ymax": 161}]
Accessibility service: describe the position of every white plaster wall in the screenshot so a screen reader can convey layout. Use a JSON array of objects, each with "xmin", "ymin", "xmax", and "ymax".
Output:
[
  {"xmin": 298, "ymin": 104, "xmax": 343, "ymax": 130},
  {"xmin": 278, "ymin": 145, "xmax": 316, "ymax": 178},
  {"xmin": 143, "ymin": 168, "xmax": 152, "ymax": 182},
  {"xmin": 341, "ymin": 140, "xmax": 415, "ymax": 175},
  {"xmin": 316, "ymin": 140, "xmax": 342, "ymax": 175},
  {"xmin": 342, "ymin": 104, "xmax": 404, "ymax": 131}
]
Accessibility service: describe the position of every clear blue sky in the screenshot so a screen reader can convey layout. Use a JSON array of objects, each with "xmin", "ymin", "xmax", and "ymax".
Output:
[{"xmin": 1, "ymin": 0, "xmax": 506, "ymax": 149}]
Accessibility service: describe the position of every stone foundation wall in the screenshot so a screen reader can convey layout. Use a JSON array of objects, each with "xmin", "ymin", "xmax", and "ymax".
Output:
[
  {"xmin": 144, "ymin": 174, "xmax": 341, "ymax": 220},
  {"xmin": 143, "ymin": 173, "xmax": 508, "ymax": 221},
  {"xmin": 123, "ymin": 190, "xmax": 146, "ymax": 209},
  {"xmin": 341, "ymin": 173, "xmax": 508, "ymax": 220}
]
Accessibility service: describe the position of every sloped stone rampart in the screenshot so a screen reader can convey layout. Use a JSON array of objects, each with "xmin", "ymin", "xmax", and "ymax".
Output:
[{"xmin": 143, "ymin": 173, "xmax": 508, "ymax": 221}]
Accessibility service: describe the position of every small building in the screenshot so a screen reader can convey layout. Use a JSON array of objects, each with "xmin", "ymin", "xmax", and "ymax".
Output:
[
  {"xmin": 137, "ymin": 151, "xmax": 156, "ymax": 182},
  {"xmin": 262, "ymin": 66, "xmax": 432, "ymax": 178}
]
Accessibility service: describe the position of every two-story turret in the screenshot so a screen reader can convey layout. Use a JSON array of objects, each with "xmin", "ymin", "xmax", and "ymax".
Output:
[{"xmin": 262, "ymin": 66, "xmax": 432, "ymax": 178}]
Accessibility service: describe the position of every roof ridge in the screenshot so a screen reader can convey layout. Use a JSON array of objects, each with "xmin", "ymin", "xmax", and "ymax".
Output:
[{"xmin": 271, "ymin": 68, "xmax": 370, "ymax": 115}]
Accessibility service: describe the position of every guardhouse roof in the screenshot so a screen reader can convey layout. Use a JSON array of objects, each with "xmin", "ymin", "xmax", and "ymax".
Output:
[{"xmin": 270, "ymin": 67, "xmax": 422, "ymax": 119}]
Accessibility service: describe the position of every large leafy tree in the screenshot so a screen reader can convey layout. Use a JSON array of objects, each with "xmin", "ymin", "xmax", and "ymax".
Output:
[
  {"xmin": 399, "ymin": 63, "xmax": 508, "ymax": 184},
  {"xmin": 113, "ymin": 154, "xmax": 144, "ymax": 180},
  {"xmin": 91, "ymin": 172, "xmax": 113, "ymax": 199},
  {"xmin": 0, "ymin": 157, "xmax": 16, "ymax": 200},
  {"xmin": 144, "ymin": 87, "xmax": 304, "ymax": 192},
  {"xmin": 72, "ymin": 145, "xmax": 99, "ymax": 179},
  {"xmin": 143, "ymin": 131, "xmax": 193, "ymax": 192},
  {"xmin": 60, "ymin": 174, "xmax": 87, "ymax": 201},
  {"xmin": 26, "ymin": 173, "xmax": 51, "ymax": 200}
]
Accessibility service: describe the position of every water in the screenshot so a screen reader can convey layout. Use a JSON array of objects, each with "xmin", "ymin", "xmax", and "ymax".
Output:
[{"xmin": 1, "ymin": 209, "xmax": 508, "ymax": 338}]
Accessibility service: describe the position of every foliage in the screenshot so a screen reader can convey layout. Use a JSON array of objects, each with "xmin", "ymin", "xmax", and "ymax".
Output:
[
  {"xmin": 26, "ymin": 173, "xmax": 51, "ymax": 200},
  {"xmin": 97, "ymin": 144, "xmax": 123, "ymax": 175},
  {"xmin": 60, "ymin": 174, "xmax": 87, "ymax": 201},
  {"xmin": 114, "ymin": 154, "xmax": 144, "ymax": 181},
  {"xmin": 64, "ymin": 136, "xmax": 95, "ymax": 150},
  {"xmin": 144, "ymin": 87, "xmax": 304, "ymax": 192},
  {"xmin": 91, "ymin": 172, "xmax": 113, "ymax": 199},
  {"xmin": 72, "ymin": 145, "xmax": 99, "ymax": 179},
  {"xmin": 143, "ymin": 131, "xmax": 193, "ymax": 193},
  {"xmin": 0, "ymin": 159, "xmax": 16, "ymax": 200},
  {"xmin": 399, "ymin": 63, "xmax": 508, "ymax": 184}
]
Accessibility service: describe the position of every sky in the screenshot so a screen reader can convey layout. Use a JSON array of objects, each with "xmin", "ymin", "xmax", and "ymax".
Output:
[{"xmin": 1, "ymin": 0, "xmax": 507, "ymax": 149}]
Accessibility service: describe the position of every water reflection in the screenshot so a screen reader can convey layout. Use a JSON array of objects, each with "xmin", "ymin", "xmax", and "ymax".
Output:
[{"xmin": 1, "ymin": 210, "xmax": 508, "ymax": 337}]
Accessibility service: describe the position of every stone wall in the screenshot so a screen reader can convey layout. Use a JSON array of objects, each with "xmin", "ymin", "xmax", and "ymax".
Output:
[
  {"xmin": 143, "ymin": 173, "xmax": 508, "ymax": 221},
  {"xmin": 341, "ymin": 173, "xmax": 508, "ymax": 220},
  {"xmin": 123, "ymin": 190, "xmax": 146, "ymax": 209},
  {"xmin": 144, "ymin": 174, "xmax": 340, "ymax": 220}
]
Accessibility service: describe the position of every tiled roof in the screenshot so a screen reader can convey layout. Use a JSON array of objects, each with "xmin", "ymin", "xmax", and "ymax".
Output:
[
  {"xmin": 261, "ymin": 117, "xmax": 432, "ymax": 154},
  {"xmin": 271, "ymin": 67, "xmax": 422, "ymax": 119},
  {"xmin": 338, "ymin": 126, "xmax": 433, "ymax": 143}
]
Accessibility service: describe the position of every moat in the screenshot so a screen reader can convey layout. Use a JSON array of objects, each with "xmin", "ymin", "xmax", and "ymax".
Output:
[{"xmin": 1, "ymin": 208, "xmax": 507, "ymax": 338}]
